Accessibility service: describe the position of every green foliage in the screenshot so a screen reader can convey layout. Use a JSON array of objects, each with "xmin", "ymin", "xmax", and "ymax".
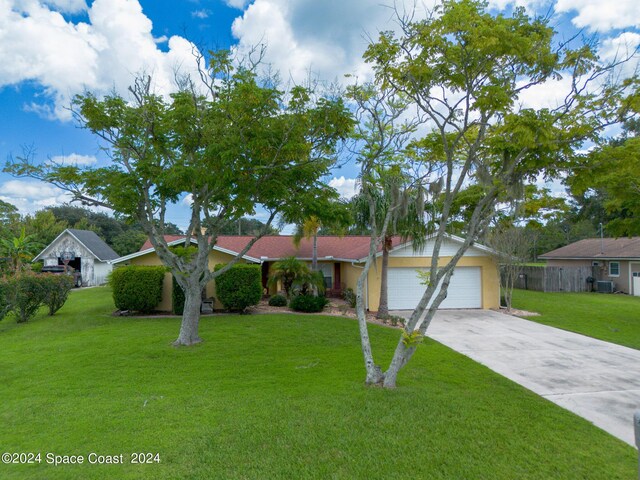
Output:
[
  {"xmin": 30, "ymin": 262, "xmax": 43, "ymax": 273},
  {"xmin": 289, "ymin": 294, "xmax": 328, "ymax": 313},
  {"xmin": 111, "ymin": 231, "xmax": 148, "ymax": 256},
  {"xmin": 214, "ymin": 264, "xmax": 262, "ymax": 312},
  {"xmin": 0, "ymin": 227, "xmax": 43, "ymax": 273},
  {"xmin": 40, "ymin": 274, "xmax": 75, "ymax": 316},
  {"xmin": 217, "ymin": 217, "xmax": 280, "ymax": 236},
  {"xmin": 268, "ymin": 257, "xmax": 310, "ymax": 297},
  {"xmin": 569, "ymin": 107, "xmax": 640, "ymax": 236},
  {"xmin": 172, "ymin": 276, "xmax": 186, "ymax": 315},
  {"xmin": 292, "ymin": 269, "xmax": 326, "ymax": 296},
  {"xmin": 2, "ymin": 274, "xmax": 47, "ymax": 323},
  {"xmin": 416, "ymin": 270, "xmax": 432, "ymax": 287},
  {"xmin": 0, "ymin": 280, "xmax": 10, "ymax": 322},
  {"xmin": 379, "ymin": 314, "xmax": 405, "ymax": 327},
  {"xmin": 401, "ymin": 329, "xmax": 424, "ymax": 348},
  {"xmin": 268, "ymin": 294, "xmax": 288, "ymax": 307},
  {"xmin": 342, "ymin": 287, "xmax": 356, "ymax": 308},
  {"xmin": 22, "ymin": 210, "xmax": 68, "ymax": 246},
  {"xmin": 110, "ymin": 266, "xmax": 166, "ymax": 313}
]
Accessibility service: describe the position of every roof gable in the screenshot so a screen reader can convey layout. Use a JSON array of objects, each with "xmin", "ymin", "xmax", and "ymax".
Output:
[
  {"xmin": 34, "ymin": 229, "xmax": 119, "ymax": 262},
  {"xmin": 389, "ymin": 236, "xmax": 488, "ymax": 258}
]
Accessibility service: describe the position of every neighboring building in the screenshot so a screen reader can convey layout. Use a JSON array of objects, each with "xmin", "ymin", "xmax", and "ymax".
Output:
[
  {"xmin": 539, "ymin": 237, "xmax": 640, "ymax": 295},
  {"xmin": 33, "ymin": 229, "xmax": 119, "ymax": 286},
  {"xmin": 112, "ymin": 234, "xmax": 500, "ymax": 312}
]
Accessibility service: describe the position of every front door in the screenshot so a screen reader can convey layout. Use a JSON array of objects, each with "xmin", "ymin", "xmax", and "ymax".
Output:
[{"xmin": 633, "ymin": 271, "xmax": 640, "ymax": 297}]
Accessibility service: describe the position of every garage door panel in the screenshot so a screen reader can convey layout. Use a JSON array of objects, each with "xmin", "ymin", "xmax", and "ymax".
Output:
[{"xmin": 387, "ymin": 267, "xmax": 482, "ymax": 310}]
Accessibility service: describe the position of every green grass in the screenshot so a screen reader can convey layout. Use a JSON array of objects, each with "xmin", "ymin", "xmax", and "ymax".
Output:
[
  {"xmin": 0, "ymin": 287, "xmax": 636, "ymax": 479},
  {"xmin": 511, "ymin": 289, "xmax": 640, "ymax": 350}
]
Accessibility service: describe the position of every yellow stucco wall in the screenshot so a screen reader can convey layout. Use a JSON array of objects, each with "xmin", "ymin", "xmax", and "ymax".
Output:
[
  {"xmin": 126, "ymin": 248, "xmax": 499, "ymax": 312},
  {"xmin": 358, "ymin": 255, "xmax": 499, "ymax": 311},
  {"xmin": 128, "ymin": 249, "xmax": 250, "ymax": 311}
]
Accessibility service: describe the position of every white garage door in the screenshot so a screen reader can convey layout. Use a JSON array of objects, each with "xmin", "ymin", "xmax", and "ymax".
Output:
[{"xmin": 387, "ymin": 267, "xmax": 482, "ymax": 310}]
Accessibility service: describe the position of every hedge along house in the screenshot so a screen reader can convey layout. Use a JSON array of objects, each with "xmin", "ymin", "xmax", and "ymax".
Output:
[
  {"xmin": 33, "ymin": 228, "xmax": 119, "ymax": 286},
  {"xmin": 111, "ymin": 234, "xmax": 500, "ymax": 313}
]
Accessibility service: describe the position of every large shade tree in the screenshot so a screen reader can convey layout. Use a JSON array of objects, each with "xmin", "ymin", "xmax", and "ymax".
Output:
[
  {"xmin": 5, "ymin": 50, "xmax": 353, "ymax": 346},
  {"xmin": 351, "ymin": 0, "xmax": 633, "ymax": 388},
  {"xmin": 568, "ymin": 85, "xmax": 640, "ymax": 236}
]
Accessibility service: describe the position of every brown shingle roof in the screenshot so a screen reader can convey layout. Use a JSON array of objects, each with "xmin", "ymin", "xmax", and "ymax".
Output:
[
  {"xmin": 140, "ymin": 235, "xmax": 403, "ymax": 261},
  {"xmin": 540, "ymin": 237, "xmax": 640, "ymax": 259}
]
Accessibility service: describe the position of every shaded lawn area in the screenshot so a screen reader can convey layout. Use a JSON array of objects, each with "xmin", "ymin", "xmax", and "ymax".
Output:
[
  {"xmin": 0, "ymin": 287, "xmax": 636, "ymax": 479},
  {"xmin": 511, "ymin": 289, "xmax": 640, "ymax": 350}
]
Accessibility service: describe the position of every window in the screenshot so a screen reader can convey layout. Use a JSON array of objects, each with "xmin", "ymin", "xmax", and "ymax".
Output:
[
  {"xmin": 591, "ymin": 261, "xmax": 600, "ymax": 267},
  {"xmin": 316, "ymin": 263, "xmax": 333, "ymax": 289},
  {"xmin": 608, "ymin": 262, "xmax": 620, "ymax": 277}
]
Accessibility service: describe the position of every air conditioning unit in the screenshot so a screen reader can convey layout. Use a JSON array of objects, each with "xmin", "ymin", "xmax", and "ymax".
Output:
[{"xmin": 596, "ymin": 281, "xmax": 614, "ymax": 293}]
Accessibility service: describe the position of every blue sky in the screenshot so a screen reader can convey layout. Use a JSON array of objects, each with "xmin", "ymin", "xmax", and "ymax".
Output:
[{"xmin": 0, "ymin": 0, "xmax": 638, "ymax": 232}]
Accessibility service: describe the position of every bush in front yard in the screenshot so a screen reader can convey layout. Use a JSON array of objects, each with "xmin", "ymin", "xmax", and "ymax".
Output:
[
  {"xmin": 268, "ymin": 294, "xmax": 287, "ymax": 307},
  {"xmin": 342, "ymin": 287, "xmax": 356, "ymax": 308},
  {"xmin": 2, "ymin": 274, "xmax": 47, "ymax": 323},
  {"xmin": 289, "ymin": 294, "xmax": 328, "ymax": 313},
  {"xmin": 41, "ymin": 274, "xmax": 75, "ymax": 316},
  {"xmin": 110, "ymin": 266, "xmax": 166, "ymax": 313},
  {"xmin": 214, "ymin": 264, "xmax": 262, "ymax": 312}
]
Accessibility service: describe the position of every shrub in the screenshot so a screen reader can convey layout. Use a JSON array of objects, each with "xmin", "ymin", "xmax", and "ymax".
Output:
[
  {"xmin": 3, "ymin": 274, "xmax": 47, "ymax": 323},
  {"xmin": 41, "ymin": 274, "xmax": 75, "ymax": 316},
  {"xmin": 172, "ymin": 276, "xmax": 186, "ymax": 315},
  {"xmin": 0, "ymin": 279, "xmax": 10, "ymax": 322},
  {"xmin": 342, "ymin": 287, "xmax": 356, "ymax": 308},
  {"xmin": 379, "ymin": 314, "xmax": 405, "ymax": 327},
  {"xmin": 110, "ymin": 266, "xmax": 166, "ymax": 313},
  {"xmin": 268, "ymin": 294, "xmax": 287, "ymax": 307},
  {"xmin": 215, "ymin": 263, "xmax": 262, "ymax": 312},
  {"xmin": 289, "ymin": 294, "xmax": 328, "ymax": 313}
]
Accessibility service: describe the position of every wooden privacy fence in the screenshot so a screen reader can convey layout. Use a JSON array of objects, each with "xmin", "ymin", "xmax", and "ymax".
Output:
[{"xmin": 511, "ymin": 266, "xmax": 595, "ymax": 293}]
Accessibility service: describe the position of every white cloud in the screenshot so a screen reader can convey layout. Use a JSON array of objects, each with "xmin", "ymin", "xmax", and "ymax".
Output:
[
  {"xmin": 230, "ymin": 0, "xmax": 435, "ymax": 86},
  {"xmin": 225, "ymin": 0, "xmax": 251, "ymax": 9},
  {"xmin": 555, "ymin": 0, "xmax": 640, "ymax": 31},
  {"xmin": 599, "ymin": 32, "xmax": 640, "ymax": 62},
  {"xmin": 0, "ymin": 0, "xmax": 204, "ymax": 120},
  {"xmin": 191, "ymin": 9, "xmax": 210, "ymax": 19},
  {"xmin": 515, "ymin": 76, "xmax": 574, "ymax": 110},
  {"xmin": 487, "ymin": 0, "xmax": 550, "ymax": 13},
  {"xmin": 43, "ymin": 0, "xmax": 87, "ymax": 13},
  {"xmin": 50, "ymin": 153, "xmax": 98, "ymax": 166},
  {"xmin": 0, "ymin": 179, "xmax": 73, "ymax": 214},
  {"xmin": 182, "ymin": 194, "xmax": 194, "ymax": 206},
  {"xmin": 329, "ymin": 176, "xmax": 358, "ymax": 200}
]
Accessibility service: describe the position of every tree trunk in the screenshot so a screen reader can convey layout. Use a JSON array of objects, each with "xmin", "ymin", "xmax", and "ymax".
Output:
[
  {"xmin": 376, "ymin": 236, "xmax": 391, "ymax": 319},
  {"xmin": 312, "ymin": 233, "xmax": 318, "ymax": 272},
  {"xmin": 356, "ymin": 238, "xmax": 385, "ymax": 386},
  {"xmin": 173, "ymin": 283, "xmax": 203, "ymax": 346}
]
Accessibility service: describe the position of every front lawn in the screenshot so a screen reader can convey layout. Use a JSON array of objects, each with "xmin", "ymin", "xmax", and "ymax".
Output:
[
  {"xmin": 0, "ymin": 287, "xmax": 636, "ymax": 479},
  {"xmin": 511, "ymin": 289, "xmax": 640, "ymax": 350}
]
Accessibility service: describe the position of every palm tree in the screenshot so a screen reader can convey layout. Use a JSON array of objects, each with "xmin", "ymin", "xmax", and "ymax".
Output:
[
  {"xmin": 352, "ymin": 183, "xmax": 429, "ymax": 318},
  {"xmin": 0, "ymin": 227, "xmax": 43, "ymax": 274},
  {"xmin": 293, "ymin": 216, "xmax": 322, "ymax": 272},
  {"xmin": 268, "ymin": 257, "xmax": 309, "ymax": 298}
]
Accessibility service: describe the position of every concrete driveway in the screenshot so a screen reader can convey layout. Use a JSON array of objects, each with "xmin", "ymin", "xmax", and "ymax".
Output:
[{"xmin": 391, "ymin": 309, "xmax": 640, "ymax": 446}]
